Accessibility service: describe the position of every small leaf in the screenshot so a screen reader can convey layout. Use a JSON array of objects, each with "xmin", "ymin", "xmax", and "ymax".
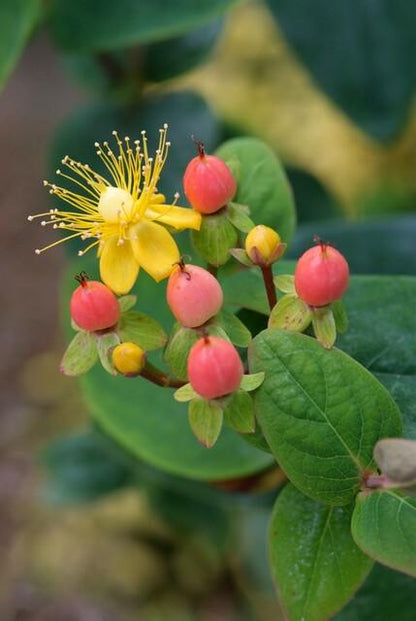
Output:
[
  {"xmin": 274, "ymin": 274, "xmax": 295, "ymax": 294},
  {"xmin": 270, "ymin": 484, "xmax": 373, "ymax": 621},
  {"xmin": 96, "ymin": 331, "xmax": 120, "ymax": 376},
  {"xmin": 352, "ymin": 490, "xmax": 416, "ymax": 577},
  {"xmin": 174, "ymin": 383, "xmax": 198, "ymax": 403},
  {"xmin": 191, "ymin": 210, "xmax": 238, "ymax": 266},
  {"xmin": 240, "ymin": 372, "xmax": 265, "ymax": 392},
  {"xmin": 224, "ymin": 390, "xmax": 255, "ymax": 433},
  {"xmin": 60, "ymin": 331, "xmax": 98, "ymax": 376},
  {"xmin": 268, "ymin": 294, "xmax": 312, "ymax": 332},
  {"xmin": 226, "ymin": 202, "xmax": 255, "ymax": 233},
  {"xmin": 215, "ymin": 309, "xmax": 252, "ymax": 347},
  {"xmin": 118, "ymin": 294, "xmax": 137, "ymax": 312},
  {"xmin": 374, "ymin": 438, "xmax": 416, "ymax": 486},
  {"xmin": 229, "ymin": 248, "xmax": 253, "ymax": 267},
  {"xmin": 188, "ymin": 398, "xmax": 223, "ymax": 448},
  {"xmin": 332, "ymin": 299, "xmax": 348, "ymax": 334},
  {"xmin": 118, "ymin": 310, "xmax": 167, "ymax": 351},
  {"xmin": 312, "ymin": 306, "xmax": 337, "ymax": 349},
  {"xmin": 71, "ymin": 317, "xmax": 81, "ymax": 331}
]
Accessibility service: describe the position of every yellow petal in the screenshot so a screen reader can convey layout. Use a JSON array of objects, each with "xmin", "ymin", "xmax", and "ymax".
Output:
[
  {"xmin": 145, "ymin": 203, "xmax": 202, "ymax": 231},
  {"xmin": 99, "ymin": 236, "xmax": 140, "ymax": 295},
  {"xmin": 130, "ymin": 221, "xmax": 180, "ymax": 282}
]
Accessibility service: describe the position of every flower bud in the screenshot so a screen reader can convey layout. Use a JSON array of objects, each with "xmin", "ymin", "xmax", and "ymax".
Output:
[
  {"xmin": 183, "ymin": 143, "xmax": 236, "ymax": 214},
  {"xmin": 294, "ymin": 241, "xmax": 349, "ymax": 307},
  {"xmin": 188, "ymin": 336, "xmax": 244, "ymax": 400},
  {"xmin": 245, "ymin": 225, "xmax": 285, "ymax": 265},
  {"xmin": 112, "ymin": 342, "xmax": 146, "ymax": 376},
  {"xmin": 70, "ymin": 275, "xmax": 120, "ymax": 331},
  {"xmin": 167, "ymin": 264, "xmax": 223, "ymax": 328}
]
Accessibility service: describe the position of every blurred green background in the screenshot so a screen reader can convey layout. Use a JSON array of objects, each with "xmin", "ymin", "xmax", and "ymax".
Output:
[{"xmin": 2, "ymin": 0, "xmax": 416, "ymax": 619}]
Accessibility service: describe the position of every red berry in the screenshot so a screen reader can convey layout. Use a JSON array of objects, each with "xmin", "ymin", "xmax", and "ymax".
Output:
[
  {"xmin": 183, "ymin": 144, "xmax": 236, "ymax": 214},
  {"xmin": 188, "ymin": 336, "xmax": 244, "ymax": 399},
  {"xmin": 294, "ymin": 242, "xmax": 349, "ymax": 307},
  {"xmin": 167, "ymin": 264, "xmax": 223, "ymax": 328},
  {"xmin": 70, "ymin": 279, "xmax": 120, "ymax": 331}
]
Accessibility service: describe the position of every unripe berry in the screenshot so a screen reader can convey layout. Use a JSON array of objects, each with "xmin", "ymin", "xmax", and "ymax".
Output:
[
  {"xmin": 245, "ymin": 225, "xmax": 283, "ymax": 265},
  {"xmin": 70, "ymin": 274, "xmax": 120, "ymax": 331},
  {"xmin": 112, "ymin": 342, "xmax": 146, "ymax": 376},
  {"xmin": 167, "ymin": 264, "xmax": 223, "ymax": 328},
  {"xmin": 294, "ymin": 241, "xmax": 349, "ymax": 307},
  {"xmin": 188, "ymin": 336, "xmax": 244, "ymax": 400},
  {"xmin": 183, "ymin": 142, "xmax": 236, "ymax": 214}
]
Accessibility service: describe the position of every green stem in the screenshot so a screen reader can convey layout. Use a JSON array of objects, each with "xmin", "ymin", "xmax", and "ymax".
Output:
[
  {"xmin": 141, "ymin": 362, "xmax": 186, "ymax": 389},
  {"xmin": 261, "ymin": 265, "xmax": 277, "ymax": 311}
]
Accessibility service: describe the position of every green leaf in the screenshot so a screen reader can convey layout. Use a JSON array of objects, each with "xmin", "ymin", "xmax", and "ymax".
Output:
[
  {"xmin": 174, "ymin": 383, "xmax": 198, "ymax": 403},
  {"xmin": 191, "ymin": 210, "xmax": 238, "ymax": 267},
  {"xmin": 229, "ymin": 248, "xmax": 253, "ymax": 267},
  {"xmin": 118, "ymin": 310, "xmax": 167, "ymax": 351},
  {"xmin": 60, "ymin": 331, "xmax": 98, "ymax": 377},
  {"xmin": 335, "ymin": 563, "xmax": 416, "ymax": 621},
  {"xmin": 374, "ymin": 438, "xmax": 416, "ymax": 487},
  {"xmin": 249, "ymin": 330, "xmax": 402, "ymax": 505},
  {"xmin": 240, "ymin": 372, "xmax": 265, "ymax": 392},
  {"xmin": 96, "ymin": 331, "xmax": 120, "ymax": 375},
  {"xmin": 312, "ymin": 306, "xmax": 337, "ymax": 349},
  {"xmin": 226, "ymin": 202, "xmax": 255, "ymax": 233},
  {"xmin": 64, "ymin": 258, "xmax": 274, "ymax": 481},
  {"xmin": 0, "ymin": 0, "xmax": 41, "ymax": 89},
  {"xmin": 266, "ymin": 0, "xmax": 416, "ymax": 141},
  {"xmin": 224, "ymin": 390, "xmax": 255, "ymax": 433},
  {"xmin": 215, "ymin": 309, "xmax": 252, "ymax": 347},
  {"xmin": 270, "ymin": 484, "xmax": 373, "ymax": 621},
  {"xmin": 188, "ymin": 398, "xmax": 223, "ymax": 448},
  {"xmin": 118, "ymin": 294, "xmax": 137, "ymax": 312},
  {"xmin": 274, "ymin": 274, "xmax": 295, "ymax": 294},
  {"xmin": 352, "ymin": 490, "xmax": 416, "ymax": 576},
  {"xmin": 42, "ymin": 428, "xmax": 132, "ymax": 504},
  {"xmin": 268, "ymin": 294, "xmax": 312, "ymax": 332},
  {"xmin": 332, "ymin": 299, "xmax": 348, "ymax": 334},
  {"xmin": 216, "ymin": 137, "xmax": 296, "ymax": 245},
  {"xmin": 49, "ymin": 0, "xmax": 238, "ymax": 52}
]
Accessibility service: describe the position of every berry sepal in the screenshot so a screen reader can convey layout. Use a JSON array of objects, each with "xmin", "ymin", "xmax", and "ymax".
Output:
[{"xmin": 226, "ymin": 202, "xmax": 255, "ymax": 233}]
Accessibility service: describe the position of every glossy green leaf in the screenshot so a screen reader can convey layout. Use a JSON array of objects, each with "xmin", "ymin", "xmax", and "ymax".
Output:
[
  {"xmin": 268, "ymin": 293, "xmax": 312, "ymax": 332},
  {"xmin": 270, "ymin": 484, "xmax": 373, "ymax": 621},
  {"xmin": 335, "ymin": 563, "xmax": 416, "ymax": 621},
  {"xmin": 240, "ymin": 372, "xmax": 265, "ymax": 392},
  {"xmin": 96, "ymin": 331, "xmax": 120, "ymax": 375},
  {"xmin": 49, "ymin": 0, "xmax": 238, "ymax": 52},
  {"xmin": 267, "ymin": 0, "xmax": 416, "ymax": 140},
  {"xmin": 188, "ymin": 398, "xmax": 223, "ymax": 448},
  {"xmin": 118, "ymin": 310, "xmax": 167, "ymax": 351},
  {"xmin": 216, "ymin": 137, "xmax": 296, "ymax": 244},
  {"xmin": 312, "ymin": 306, "xmax": 336, "ymax": 349},
  {"xmin": 224, "ymin": 390, "xmax": 255, "ymax": 434},
  {"xmin": 191, "ymin": 210, "xmax": 238, "ymax": 267},
  {"xmin": 215, "ymin": 309, "xmax": 252, "ymax": 347},
  {"xmin": 226, "ymin": 202, "xmax": 255, "ymax": 233},
  {"xmin": 174, "ymin": 383, "xmax": 198, "ymax": 403},
  {"xmin": 118, "ymin": 294, "xmax": 137, "ymax": 312},
  {"xmin": 249, "ymin": 330, "xmax": 402, "ymax": 505},
  {"xmin": 0, "ymin": 0, "xmax": 41, "ymax": 89},
  {"xmin": 374, "ymin": 438, "xmax": 416, "ymax": 487},
  {"xmin": 60, "ymin": 331, "xmax": 98, "ymax": 377},
  {"xmin": 352, "ymin": 490, "xmax": 416, "ymax": 576}
]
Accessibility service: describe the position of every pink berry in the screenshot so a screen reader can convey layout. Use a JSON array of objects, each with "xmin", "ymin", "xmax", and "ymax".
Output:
[
  {"xmin": 183, "ymin": 142, "xmax": 236, "ymax": 214},
  {"xmin": 294, "ymin": 241, "xmax": 349, "ymax": 307},
  {"xmin": 70, "ymin": 275, "xmax": 120, "ymax": 331},
  {"xmin": 188, "ymin": 336, "xmax": 244, "ymax": 400},
  {"xmin": 167, "ymin": 264, "xmax": 223, "ymax": 328}
]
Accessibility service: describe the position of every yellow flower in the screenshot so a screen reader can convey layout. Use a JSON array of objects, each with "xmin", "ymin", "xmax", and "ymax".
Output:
[{"xmin": 29, "ymin": 125, "xmax": 201, "ymax": 294}]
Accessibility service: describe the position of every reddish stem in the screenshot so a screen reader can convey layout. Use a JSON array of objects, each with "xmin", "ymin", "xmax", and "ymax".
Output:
[
  {"xmin": 261, "ymin": 265, "xmax": 277, "ymax": 311},
  {"xmin": 140, "ymin": 363, "xmax": 186, "ymax": 389}
]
